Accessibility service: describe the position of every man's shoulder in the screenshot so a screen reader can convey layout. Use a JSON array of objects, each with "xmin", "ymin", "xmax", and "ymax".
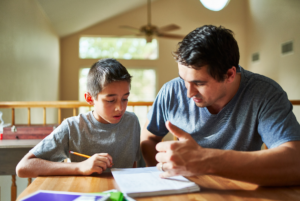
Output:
[
  {"xmin": 161, "ymin": 77, "xmax": 185, "ymax": 93},
  {"xmin": 164, "ymin": 77, "xmax": 184, "ymax": 86},
  {"xmin": 243, "ymin": 68, "xmax": 283, "ymax": 92}
]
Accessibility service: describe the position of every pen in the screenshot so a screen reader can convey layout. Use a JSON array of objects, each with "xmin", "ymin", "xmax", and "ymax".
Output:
[{"xmin": 69, "ymin": 151, "xmax": 90, "ymax": 158}]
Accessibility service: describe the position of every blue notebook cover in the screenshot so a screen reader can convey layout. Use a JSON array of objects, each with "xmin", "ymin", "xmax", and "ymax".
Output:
[{"xmin": 20, "ymin": 190, "xmax": 109, "ymax": 201}]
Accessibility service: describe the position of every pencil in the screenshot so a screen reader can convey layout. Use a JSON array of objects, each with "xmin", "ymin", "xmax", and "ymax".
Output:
[
  {"xmin": 69, "ymin": 151, "xmax": 114, "ymax": 166},
  {"xmin": 69, "ymin": 151, "xmax": 90, "ymax": 158}
]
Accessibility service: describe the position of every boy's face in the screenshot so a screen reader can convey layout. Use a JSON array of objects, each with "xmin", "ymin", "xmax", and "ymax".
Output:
[{"xmin": 85, "ymin": 81, "xmax": 130, "ymax": 124}]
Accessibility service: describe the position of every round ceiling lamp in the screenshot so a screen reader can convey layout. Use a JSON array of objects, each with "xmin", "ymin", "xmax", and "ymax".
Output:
[{"xmin": 200, "ymin": 0, "xmax": 230, "ymax": 11}]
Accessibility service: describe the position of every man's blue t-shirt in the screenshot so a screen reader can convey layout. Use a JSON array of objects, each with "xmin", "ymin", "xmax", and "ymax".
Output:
[{"xmin": 147, "ymin": 67, "xmax": 300, "ymax": 150}]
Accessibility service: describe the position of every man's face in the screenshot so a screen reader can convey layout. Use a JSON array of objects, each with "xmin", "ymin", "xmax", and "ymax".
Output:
[
  {"xmin": 178, "ymin": 63, "xmax": 228, "ymax": 111},
  {"xmin": 89, "ymin": 81, "xmax": 130, "ymax": 124}
]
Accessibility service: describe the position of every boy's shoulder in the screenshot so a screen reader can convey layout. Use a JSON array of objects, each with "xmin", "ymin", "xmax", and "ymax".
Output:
[
  {"xmin": 63, "ymin": 111, "xmax": 92, "ymax": 126},
  {"xmin": 123, "ymin": 111, "xmax": 138, "ymax": 120}
]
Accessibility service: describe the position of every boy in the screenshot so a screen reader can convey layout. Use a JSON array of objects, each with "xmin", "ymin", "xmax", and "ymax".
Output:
[{"xmin": 16, "ymin": 58, "xmax": 140, "ymax": 177}]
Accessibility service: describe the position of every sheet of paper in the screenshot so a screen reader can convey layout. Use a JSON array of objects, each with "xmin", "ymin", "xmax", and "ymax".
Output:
[{"xmin": 111, "ymin": 167, "xmax": 200, "ymax": 197}]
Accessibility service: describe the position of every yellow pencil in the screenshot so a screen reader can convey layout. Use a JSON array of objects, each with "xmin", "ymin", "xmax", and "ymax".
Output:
[
  {"xmin": 69, "ymin": 151, "xmax": 90, "ymax": 158},
  {"xmin": 69, "ymin": 151, "xmax": 114, "ymax": 166}
]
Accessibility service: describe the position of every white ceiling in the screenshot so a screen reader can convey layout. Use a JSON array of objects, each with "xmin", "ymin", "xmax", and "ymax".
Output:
[{"xmin": 37, "ymin": 0, "xmax": 152, "ymax": 37}]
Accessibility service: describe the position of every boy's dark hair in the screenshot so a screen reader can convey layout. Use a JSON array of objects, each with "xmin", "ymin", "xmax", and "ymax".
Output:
[
  {"xmin": 173, "ymin": 25, "xmax": 240, "ymax": 82},
  {"xmin": 87, "ymin": 58, "xmax": 132, "ymax": 98}
]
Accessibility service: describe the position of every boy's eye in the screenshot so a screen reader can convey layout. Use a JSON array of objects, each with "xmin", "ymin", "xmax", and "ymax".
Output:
[
  {"xmin": 195, "ymin": 83, "xmax": 204, "ymax": 86},
  {"xmin": 106, "ymin": 100, "xmax": 115, "ymax": 103},
  {"xmin": 122, "ymin": 98, "xmax": 128, "ymax": 101}
]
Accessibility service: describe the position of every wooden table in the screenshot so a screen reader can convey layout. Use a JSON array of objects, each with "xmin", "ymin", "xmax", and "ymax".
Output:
[
  {"xmin": 0, "ymin": 139, "xmax": 41, "ymax": 201},
  {"xmin": 17, "ymin": 173, "xmax": 300, "ymax": 201}
]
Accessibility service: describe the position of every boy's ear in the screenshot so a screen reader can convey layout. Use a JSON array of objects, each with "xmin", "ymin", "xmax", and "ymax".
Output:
[{"xmin": 84, "ymin": 93, "xmax": 94, "ymax": 105}]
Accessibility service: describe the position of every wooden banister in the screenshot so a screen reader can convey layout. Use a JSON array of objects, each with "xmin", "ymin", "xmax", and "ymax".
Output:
[
  {"xmin": 0, "ymin": 100, "xmax": 299, "ymax": 201},
  {"xmin": 290, "ymin": 100, "xmax": 300, "ymax": 105},
  {"xmin": 0, "ymin": 101, "xmax": 153, "ymax": 201},
  {"xmin": 0, "ymin": 101, "xmax": 154, "ymax": 108}
]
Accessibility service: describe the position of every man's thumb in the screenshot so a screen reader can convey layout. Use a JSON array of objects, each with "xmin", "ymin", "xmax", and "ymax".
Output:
[{"xmin": 165, "ymin": 121, "xmax": 190, "ymax": 141}]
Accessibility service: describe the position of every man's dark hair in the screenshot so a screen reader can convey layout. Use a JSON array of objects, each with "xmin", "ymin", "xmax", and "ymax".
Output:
[
  {"xmin": 174, "ymin": 25, "xmax": 240, "ymax": 82},
  {"xmin": 87, "ymin": 58, "xmax": 132, "ymax": 98}
]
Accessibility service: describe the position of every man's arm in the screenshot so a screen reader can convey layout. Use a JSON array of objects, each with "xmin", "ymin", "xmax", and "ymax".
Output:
[
  {"xmin": 16, "ymin": 152, "xmax": 113, "ymax": 178},
  {"xmin": 155, "ymin": 121, "xmax": 300, "ymax": 186},
  {"xmin": 140, "ymin": 119, "xmax": 163, "ymax": 167}
]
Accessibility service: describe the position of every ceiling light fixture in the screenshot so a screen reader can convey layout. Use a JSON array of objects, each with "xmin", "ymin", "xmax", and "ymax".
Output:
[{"xmin": 200, "ymin": 0, "xmax": 230, "ymax": 11}]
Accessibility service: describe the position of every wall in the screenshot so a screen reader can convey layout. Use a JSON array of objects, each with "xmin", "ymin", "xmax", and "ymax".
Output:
[
  {"xmin": 0, "ymin": 0, "xmax": 60, "ymax": 200},
  {"xmin": 246, "ymin": 0, "xmax": 300, "ymax": 120},
  {"xmin": 60, "ymin": 0, "xmax": 248, "ymax": 121}
]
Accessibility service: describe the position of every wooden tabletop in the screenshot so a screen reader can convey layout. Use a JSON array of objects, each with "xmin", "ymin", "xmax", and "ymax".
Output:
[{"xmin": 17, "ymin": 173, "xmax": 300, "ymax": 201}]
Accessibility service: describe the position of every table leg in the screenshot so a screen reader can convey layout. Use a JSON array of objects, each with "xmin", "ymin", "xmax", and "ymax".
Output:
[{"xmin": 11, "ymin": 175, "xmax": 17, "ymax": 201}]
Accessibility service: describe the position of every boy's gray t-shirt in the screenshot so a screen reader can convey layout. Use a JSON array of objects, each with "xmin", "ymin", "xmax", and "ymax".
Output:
[
  {"xmin": 147, "ymin": 67, "xmax": 300, "ymax": 150},
  {"xmin": 30, "ymin": 111, "xmax": 141, "ymax": 168}
]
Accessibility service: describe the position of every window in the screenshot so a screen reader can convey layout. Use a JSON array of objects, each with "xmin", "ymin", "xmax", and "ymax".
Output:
[{"xmin": 79, "ymin": 37, "xmax": 158, "ymax": 60}]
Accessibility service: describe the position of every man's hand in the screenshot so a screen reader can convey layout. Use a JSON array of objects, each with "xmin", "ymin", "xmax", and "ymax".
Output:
[
  {"xmin": 77, "ymin": 153, "xmax": 113, "ymax": 175},
  {"xmin": 155, "ymin": 121, "xmax": 208, "ymax": 178}
]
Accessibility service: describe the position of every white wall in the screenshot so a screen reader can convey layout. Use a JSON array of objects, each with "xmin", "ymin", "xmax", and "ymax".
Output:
[
  {"xmin": 60, "ymin": 0, "xmax": 248, "ymax": 119},
  {"xmin": 0, "ymin": 0, "xmax": 60, "ymax": 124},
  {"xmin": 246, "ymin": 0, "xmax": 300, "ymax": 121},
  {"xmin": 0, "ymin": 0, "xmax": 60, "ymax": 200}
]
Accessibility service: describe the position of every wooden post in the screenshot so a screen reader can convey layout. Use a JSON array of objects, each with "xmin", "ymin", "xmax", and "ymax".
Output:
[
  {"xmin": 11, "ymin": 108, "xmax": 15, "ymax": 125},
  {"xmin": 11, "ymin": 175, "xmax": 16, "ymax": 201},
  {"xmin": 28, "ymin": 178, "xmax": 32, "ymax": 186},
  {"xmin": 43, "ymin": 107, "xmax": 46, "ymax": 125},
  {"xmin": 58, "ymin": 108, "xmax": 61, "ymax": 124},
  {"xmin": 27, "ymin": 107, "xmax": 31, "ymax": 126},
  {"xmin": 73, "ymin": 108, "xmax": 76, "ymax": 116}
]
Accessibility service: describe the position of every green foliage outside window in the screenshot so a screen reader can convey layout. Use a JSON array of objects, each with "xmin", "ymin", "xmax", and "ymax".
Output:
[{"xmin": 79, "ymin": 37, "xmax": 158, "ymax": 60}]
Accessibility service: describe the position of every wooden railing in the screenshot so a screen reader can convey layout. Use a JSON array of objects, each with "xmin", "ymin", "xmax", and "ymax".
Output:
[
  {"xmin": 290, "ymin": 100, "xmax": 300, "ymax": 105},
  {"xmin": 0, "ymin": 101, "xmax": 153, "ymax": 125},
  {"xmin": 0, "ymin": 100, "xmax": 299, "ymax": 201},
  {"xmin": 0, "ymin": 101, "xmax": 153, "ymax": 201}
]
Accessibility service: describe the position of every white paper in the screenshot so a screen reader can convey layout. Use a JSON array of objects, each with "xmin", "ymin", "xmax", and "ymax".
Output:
[{"xmin": 111, "ymin": 167, "xmax": 200, "ymax": 197}]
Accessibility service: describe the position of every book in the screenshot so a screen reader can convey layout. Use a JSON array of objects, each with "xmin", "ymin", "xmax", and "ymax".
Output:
[
  {"xmin": 111, "ymin": 167, "xmax": 200, "ymax": 198},
  {"xmin": 20, "ymin": 190, "xmax": 109, "ymax": 201}
]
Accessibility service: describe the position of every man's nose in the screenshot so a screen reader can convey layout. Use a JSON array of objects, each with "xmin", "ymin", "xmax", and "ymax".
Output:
[{"xmin": 186, "ymin": 82, "xmax": 198, "ymax": 98}]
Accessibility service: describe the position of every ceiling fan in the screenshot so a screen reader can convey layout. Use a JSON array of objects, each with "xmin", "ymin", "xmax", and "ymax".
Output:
[{"xmin": 120, "ymin": 0, "xmax": 185, "ymax": 43}]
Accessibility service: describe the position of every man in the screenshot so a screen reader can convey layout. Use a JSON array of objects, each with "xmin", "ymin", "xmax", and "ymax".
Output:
[{"xmin": 141, "ymin": 25, "xmax": 300, "ymax": 186}]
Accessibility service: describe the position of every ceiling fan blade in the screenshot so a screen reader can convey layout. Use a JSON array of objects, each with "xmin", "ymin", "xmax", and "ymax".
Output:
[
  {"xmin": 157, "ymin": 24, "xmax": 180, "ymax": 33},
  {"xmin": 119, "ymin": 25, "xmax": 141, "ymax": 34},
  {"xmin": 158, "ymin": 33, "xmax": 185, "ymax": 40}
]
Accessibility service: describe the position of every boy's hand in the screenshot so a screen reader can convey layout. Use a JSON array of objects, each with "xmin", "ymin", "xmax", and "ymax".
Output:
[{"xmin": 77, "ymin": 153, "xmax": 113, "ymax": 175}]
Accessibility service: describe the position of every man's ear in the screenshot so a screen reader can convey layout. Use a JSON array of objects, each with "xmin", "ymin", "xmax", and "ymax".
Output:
[
  {"xmin": 226, "ymin": 66, "xmax": 237, "ymax": 83},
  {"xmin": 84, "ymin": 92, "xmax": 94, "ymax": 105}
]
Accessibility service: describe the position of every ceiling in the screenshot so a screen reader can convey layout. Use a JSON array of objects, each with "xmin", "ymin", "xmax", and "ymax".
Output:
[{"xmin": 37, "ymin": 0, "xmax": 154, "ymax": 37}]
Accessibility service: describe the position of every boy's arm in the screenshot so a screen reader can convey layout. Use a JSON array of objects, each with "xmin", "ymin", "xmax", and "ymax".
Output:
[
  {"xmin": 16, "ymin": 152, "xmax": 113, "ymax": 178},
  {"xmin": 140, "ymin": 120, "xmax": 163, "ymax": 167}
]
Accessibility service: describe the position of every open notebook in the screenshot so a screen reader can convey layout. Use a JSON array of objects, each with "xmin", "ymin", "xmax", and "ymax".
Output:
[{"xmin": 111, "ymin": 167, "xmax": 200, "ymax": 198}]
